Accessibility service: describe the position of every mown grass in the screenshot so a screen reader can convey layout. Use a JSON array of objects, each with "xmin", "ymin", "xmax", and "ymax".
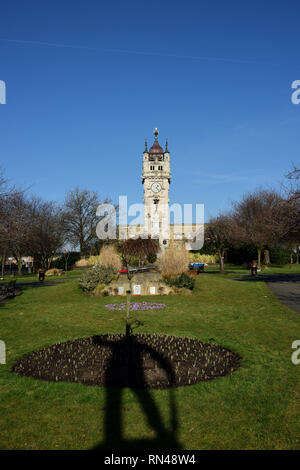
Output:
[
  {"xmin": 205, "ymin": 263, "xmax": 300, "ymax": 276},
  {"xmin": 0, "ymin": 270, "xmax": 299, "ymax": 449},
  {"xmin": 0, "ymin": 268, "xmax": 85, "ymax": 284}
]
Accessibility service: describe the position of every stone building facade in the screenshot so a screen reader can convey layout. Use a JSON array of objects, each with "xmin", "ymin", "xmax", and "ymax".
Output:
[{"xmin": 119, "ymin": 128, "xmax": 203, "ymax": 250}]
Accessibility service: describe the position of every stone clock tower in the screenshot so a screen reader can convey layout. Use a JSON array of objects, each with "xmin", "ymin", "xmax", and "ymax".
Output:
[{"xmin": 142, "ymin": 128, "xmax": 171, "ymax": 241}]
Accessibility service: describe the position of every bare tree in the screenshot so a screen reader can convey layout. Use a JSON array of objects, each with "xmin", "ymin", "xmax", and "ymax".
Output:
[
  {"xmin": 26, "ymin": 197, "xmax": 65, "ymax": 270},
  {"xmin": 285, "ymin": 165, "xmax": 300, "ymax": 202},
  {"xmin": 0, "ymin": 167, "xmax": 30, "ymax": 277},
  {"xmin": 280, "ymin": 167, "xmax": 300, "ymax": 261},
  {"xmin": 4, "ymin": 192, "xmax": 31, "ymax": 275},
  {"xmin": 62, "ymin": 187, "xmax": 112, "ymax": 256},
  {"xmin": 233, "ymin": 190, "xmax": 297, "ymax": 268},
  {"xmin": 206, "ymin": 215, "xmax": 236, "ymax": 274},
  {"xmin": 0, "ymin": 193, "xmax": 10, "ymax": 278},
  {"xmin": 0, "ymin": 167, "xmax": 8, "ymax": 196},
  {"xmin": 0, "ymin": 169, "xmax": 20, "ymax": 276},
  {"xmin": 121, "ymin": 237, "xmax": 160, "ymax": 269},
  {"xmin": 120, "ymin": 237, "xmax": 160, "ymax": 336}
]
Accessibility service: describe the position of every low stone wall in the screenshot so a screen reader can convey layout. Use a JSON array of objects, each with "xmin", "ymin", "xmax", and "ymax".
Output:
[{"xmin": 103, "ymin": 271, "xmax": 174, "ymax": 296}]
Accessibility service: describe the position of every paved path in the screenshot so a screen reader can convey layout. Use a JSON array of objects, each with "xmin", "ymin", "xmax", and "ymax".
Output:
[
  {"xmin": 235, "ymin": 273, "xmax": 300, "ymax": 314},
  {"xmin": 265, "ymin": 276, "xmax": 300, "ymax": 314}
]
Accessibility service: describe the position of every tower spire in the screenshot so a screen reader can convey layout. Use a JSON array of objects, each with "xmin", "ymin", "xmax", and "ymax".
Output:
[
  {"xmin": 165, "ymin": 138, "xmax": 168, "ymax": 152},
  {"xmin": 154, "ymin": 128, "xmax": 159, "ymax": 141},
  {"xmin": 145, "ymin": 138, "xmax": 148, "ymax": 152}
]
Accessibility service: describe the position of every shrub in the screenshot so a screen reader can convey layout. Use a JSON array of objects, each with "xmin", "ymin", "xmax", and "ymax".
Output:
[
  {"xmin": 226, "ymin": 245, "xmax": 257, "ymax": 265},
  {"xmin": 78, "ymin": 265, "xmax": 115, "ymax": 292},
  {"xmin": 158, "ymin": 247, "xmax": 189, "ymax": 277},
  {"xmin": 147, "ymin": 253, "xmax": 157, "ymax": 264},
  {"xmin": 190, "ymin": 246, "xmax": 216, "ymax": 255},
  {"xmin": 86, "ymin": 256, "xmax": 100, "ymax": 266},
  {"xmin": 269, "ymin": 247, "xmax": 291, "ymax": 265},
  {"xmin": 165, "ymin": 273, "xmax": 195, "ymax": 290},
  {"xmin": 75, "ymin": 258, "xmax": 90, "ymax": 268},
  {"xmin": 126, "ymin": 255, "xmax": 140, "ymax": 267},
  {"xmin": 99, "ymin": 245, "xmax": 122, "ymax": 272},
  {"xmin": 45, "ymin": 268, "xmax": 63, "ymax": 277},
  {"xmin": 93, "ymin": 283, "xmax": 106, "ymax": 296},
  {"xmin": 51, "ymin": 252, "xmax": 81, "ymax": 270},
  {"xmin": 189, "ymin": 253, "xmax": 217, "ymax": 264}
]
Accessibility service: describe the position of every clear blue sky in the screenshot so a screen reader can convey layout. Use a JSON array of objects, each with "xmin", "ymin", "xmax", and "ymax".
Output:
[{"xmin": 1, "ymin": 0, "xmax": 300, "ymax": 221}]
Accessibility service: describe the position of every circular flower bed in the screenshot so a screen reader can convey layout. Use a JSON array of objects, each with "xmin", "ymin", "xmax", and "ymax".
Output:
[
  {"xmin": 12, "ymin": 334, "xmax": 240, "ymax": 389},
  {"xmin": 104, "ymin": 302, "xmax": 166, "ymax": 311}
]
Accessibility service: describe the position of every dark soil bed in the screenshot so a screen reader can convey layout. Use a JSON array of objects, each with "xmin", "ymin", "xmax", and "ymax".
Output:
[{"xmin": 12, "ymin": 334, "xmax": 240, "ymax": 389}]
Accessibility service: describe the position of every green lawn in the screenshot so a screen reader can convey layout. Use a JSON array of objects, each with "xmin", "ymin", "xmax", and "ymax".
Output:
[
  {"xmin": 0, "ymin": 270, "xmax": 299, "ymax": 449},
  {"xmin": 0, "ymin": 268, "xmax": 85, "ymax": 284},
  {"xmin": 205, "ymin": 263, "xmax": 300, "ymax": 276}
]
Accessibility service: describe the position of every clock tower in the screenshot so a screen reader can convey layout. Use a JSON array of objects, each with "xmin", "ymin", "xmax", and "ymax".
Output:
[{"xmin": 142, "ymin": 128, "xmax": 171, "ymax": 241}]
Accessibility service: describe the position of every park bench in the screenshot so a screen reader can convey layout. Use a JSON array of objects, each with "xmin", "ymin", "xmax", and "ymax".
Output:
[
  {"xmin": 119, "ymin": 266, "xmax": 156, "ymax": 274},
  {"xmin": 189, "ymin": 263, "xmax": 205, "ymax": 273},
  {"xmin": 0, "ymin": 280, "xmax": 17, "ymax": 298}
]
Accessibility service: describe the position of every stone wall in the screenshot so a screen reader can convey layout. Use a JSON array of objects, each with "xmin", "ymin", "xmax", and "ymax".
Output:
[{"xmin": 103, "ymin": 271, "xmax": 174, "ymax": 296}]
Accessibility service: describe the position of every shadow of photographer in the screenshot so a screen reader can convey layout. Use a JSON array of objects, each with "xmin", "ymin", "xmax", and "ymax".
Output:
[{"xmin": 91, "ymin": 334, "xmax": 181, "ymax": 450}]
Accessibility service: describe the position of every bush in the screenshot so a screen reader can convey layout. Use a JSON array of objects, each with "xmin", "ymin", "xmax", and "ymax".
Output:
[
  {"xmin": 269, "ymin": 247, "xmax": 291, "ymax": 265},
  {"xmin": 99, "ymin": 245, "xmax": 122, "ymax": 272},
  {"xmin": 147, "ymin": 253, "xmax": 157, "ymax": 264},
  {"xmin": 78, "ymin": 265, "xmax": 116, "ymax": 292},
  {"xmin": 51, "ymin": 252, "xmax": 81, "ymax": 270},
  {"xmin": 189, "ymin": 253, "xmax": 217, "ymax": 264},
  {"xmin": 45, "ymin": 268, "xmax": 63, "ymax": 277},
  {"xmin": 93, "ymin": 283, "xmax": 106, "ymax": 296},
  {"xmin": 86, "ymin": 256, "xmax": 100, "ymax": 266},
  {"xmin": 165, "ymin": 273, "xmax": 195, "ymax": 290},
  {"xmin": 158, "ymin": 247, "xmax": 190, "ymax": 277},
  {"xmin": 190, "ymin": 246, "xmax": 217, "ymax": 256},
  {"xmin": 75, "ymin": 258, "xmax": 90, "ymax": 268},
  {"xmin": 226, "ymin": 245, "xmax": 257, "ymax": 265},
  {"xmin": 126, "ymin": 255, "xmax": 140, "ymax": 267}
]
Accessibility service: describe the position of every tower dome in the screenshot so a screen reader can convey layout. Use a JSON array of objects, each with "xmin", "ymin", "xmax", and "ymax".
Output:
[{"xmin": 149, "ymin": 128, "xmax": 164, "ymax": 154}]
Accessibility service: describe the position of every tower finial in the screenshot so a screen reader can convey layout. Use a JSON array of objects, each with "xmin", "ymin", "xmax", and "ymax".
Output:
[
  {"xmin": 165, "ymin": 138, "xmax": 168, "ymax": 152},
  {"xmin": 154, "ymin": 128, "xmax": 159, "ymax": 141},
  {"xmin": 145, "ymin": 138, "xmax": 148, "ymax": 152}
]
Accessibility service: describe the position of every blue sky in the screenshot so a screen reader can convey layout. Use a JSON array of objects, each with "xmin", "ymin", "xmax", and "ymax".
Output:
[{"xmin": 0, "ymin": 0, "xmax": 300, "ymax": 221}]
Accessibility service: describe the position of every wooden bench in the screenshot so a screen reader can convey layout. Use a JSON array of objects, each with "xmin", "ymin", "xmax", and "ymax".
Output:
[{"xmin": 0, "ymin": 280, "xmax": 17, "ymax": 298}]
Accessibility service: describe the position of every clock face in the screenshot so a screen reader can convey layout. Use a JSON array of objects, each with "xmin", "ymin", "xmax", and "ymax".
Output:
[{"xmin": 151, "ymin": 182, "xmax": 161, "ymax": 193}]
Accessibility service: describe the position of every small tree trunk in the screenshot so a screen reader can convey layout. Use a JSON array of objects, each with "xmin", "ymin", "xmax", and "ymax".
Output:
[
  {"xmin": 64, "ymin": 253, "xmax": 69, "ymax": 272},
  {"xmin": 219, "ymin": 249, "xmax": 225, "ymax": 274},
  {"xmin": 257, "ymin": 247, "xmax": 262, "ymax": 269},
  {"xmin": 17, "ymin": 255, "xmax": 22, "ymax": 276},
  {"xmin": 1, "ymin": 250, "xmax": 6, "ymax": 279},
  {"xmin": 263, "ymin": 249, "xmax": 270, "ymax": 265}
]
